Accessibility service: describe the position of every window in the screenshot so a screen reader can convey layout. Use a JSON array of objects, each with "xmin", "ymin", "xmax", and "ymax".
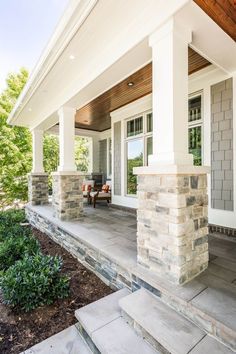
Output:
[
  {"xmin": 127, "ymin": 116, "xmax": 143, "ymax": 137},
  {"xmin": 127, "ymin": 139, "xmax": 143, "ymax": 195},
  {"xmin": 126, "ymin": 112, "xmax": 153, "ymax": 195},
  {"xmin": 188, "ymin": 94, "xmax": 203, "ymax": 166}
]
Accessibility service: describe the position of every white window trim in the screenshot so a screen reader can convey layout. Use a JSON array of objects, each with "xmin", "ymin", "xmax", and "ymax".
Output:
[
  {"xmin": 124, "ymin": 110, "xmax": 152, "ymax": 197},
  {"xmin": 188, "ymin": 91, "xmax": 204, "ymax": 166}
]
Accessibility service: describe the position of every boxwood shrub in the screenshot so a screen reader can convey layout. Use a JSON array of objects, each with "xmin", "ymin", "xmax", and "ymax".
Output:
[
  {"xmin": 0, "ymin": 253, "xmax": 70, "ymax": 312},
  {"xmin": 0, "ymin": 234, "xmax": 40, "ymax": 271}
]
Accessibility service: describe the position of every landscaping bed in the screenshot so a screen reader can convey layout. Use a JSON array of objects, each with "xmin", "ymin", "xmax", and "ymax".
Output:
[{"xmin": 0, "ymin": 211, "xmax": 113, "ymax": 354}]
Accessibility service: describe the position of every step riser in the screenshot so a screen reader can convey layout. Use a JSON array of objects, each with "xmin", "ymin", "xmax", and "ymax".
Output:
[
  {"xmin": 160, "ymin": 292, "xmax": 236, "ymax": 351},
  {"xmin": 121, "ymin": 309, "xmax": 170, "ymax": 354},
  {"xmin": 132, "ymin": 276, "xmax": 236, "ymax": 351},
  {"xmin": 75, "ymin": 322, "xmax": 101, "ymax": 354}
]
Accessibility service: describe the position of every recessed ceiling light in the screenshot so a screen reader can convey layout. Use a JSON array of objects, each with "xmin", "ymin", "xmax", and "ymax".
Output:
[
  {"xmin": 28, "ymin": 108, "xmax": 32, "ymax": 112},
  {"xmin": 69, "ymin": 54, "xmax": 75, "ymax": 60},
  {"xmin": 127, "ymin": 81, "xmax": 134, "ymax": 86}
]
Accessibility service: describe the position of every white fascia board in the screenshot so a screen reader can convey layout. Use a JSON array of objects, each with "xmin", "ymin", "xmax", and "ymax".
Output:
[{"xmin": 7, "ymin": 0, "xmax": 98, "ymax": 125}]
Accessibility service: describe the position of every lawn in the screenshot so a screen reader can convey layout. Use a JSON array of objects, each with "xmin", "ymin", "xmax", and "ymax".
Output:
[{"xmin": 0, "ymin": 209, "xmax": 113, "ymax": 354}]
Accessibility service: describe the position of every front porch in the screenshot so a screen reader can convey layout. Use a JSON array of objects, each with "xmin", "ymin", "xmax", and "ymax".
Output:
[{"xmin": 26, "ymin": 203, "xmax": 236, "ymax": 350}]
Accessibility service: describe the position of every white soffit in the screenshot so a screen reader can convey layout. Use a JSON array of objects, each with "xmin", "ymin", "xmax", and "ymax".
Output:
[
  {"xmin": 8, "ymin": 0, "xmax": 189, "ymax": 129},
  {"xmin": 176, "ymin": 2, "xmax": 236, "ymax": 74}
]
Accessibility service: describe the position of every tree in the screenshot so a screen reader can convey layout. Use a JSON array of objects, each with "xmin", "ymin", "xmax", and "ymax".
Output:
[
  {"xmin": 0, "ymin": 68, "xmax": 31, "ymax": 207},
  {"xmin": 0, "ymin": 68, "xmax": 90, "ymax": 208}
]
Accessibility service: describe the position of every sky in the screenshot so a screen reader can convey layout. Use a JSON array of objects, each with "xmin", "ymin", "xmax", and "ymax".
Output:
[{"xmin": 0, "ymin": 0, "xmax": 69, "ymax": 92}]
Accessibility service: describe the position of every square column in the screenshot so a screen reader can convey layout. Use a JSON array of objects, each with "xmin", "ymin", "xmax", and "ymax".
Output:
[
  {"xmin": 136, "ymin": 167, "xmax": 209, "ymax": 285},
  {"xmin": 134, "ymin": 18, "xmax": 210, "ymax": 285},
  {"xmin": 52, "ymin": 172, "xmax": 84, "ymax": 221},
  {"xmin": 58, "ymin": 106, "xmax": 77, "ymax": 172},
  {"xmin": 28, "ymin": 129, "xmax": 48, "ymax": 205},
  {"xmin": 53, "ymin": 106, "xmax": 84, "ymax": 220},
  {"xmin": 149, "ymin": 18, "xmax": 193, "ymax": 166}
]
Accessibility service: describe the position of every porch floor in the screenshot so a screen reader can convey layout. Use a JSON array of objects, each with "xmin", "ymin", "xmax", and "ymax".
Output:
[{"xmin": 27, "ymin": 203, "xmax": 236, "ymax": 349}]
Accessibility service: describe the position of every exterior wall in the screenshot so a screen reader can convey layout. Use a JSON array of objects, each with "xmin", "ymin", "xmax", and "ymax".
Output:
[
  {"xmin": 99, "ymin": 139, "xmax": 107, "ymax": 180},
  {"xmin": 113, "ymin": 121, "xmax": 121, "ymax": 195},
  {"xmin": 211, "ymin": 78, "xmax": 233, "ymax": 211},
  {"xmin": 189, "ymin": 67, "xmax": 236, "ymax": 229}
]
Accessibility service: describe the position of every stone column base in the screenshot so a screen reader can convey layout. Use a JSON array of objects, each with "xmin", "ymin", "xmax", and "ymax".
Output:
[
  {"xmin": 28, "ymin": 173, "xmax": 49, "ymax": 205},
  {"xmin": 134, "ymin": 165, "xmax": 210, "ymax": 285},
  {"xmin": 52, "ymin": 171, "xmax": 84, "ymax": 221}
]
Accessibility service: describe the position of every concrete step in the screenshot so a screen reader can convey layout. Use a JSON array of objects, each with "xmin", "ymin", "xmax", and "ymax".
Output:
[
  {"xmin": 75, "ymin": 288, "xmax": 158, "ymax": 354},
  {"xmin": 119, "ymin": 288, "xmax": 235, "ymax": 354},
  {"xmin": 21, "ymin": 325, "xmax": 92, "ymax": 354}
]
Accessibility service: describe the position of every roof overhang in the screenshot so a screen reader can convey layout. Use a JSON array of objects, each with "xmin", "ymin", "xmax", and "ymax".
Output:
[{"xmin": 8, "ymin": 0, "xmax": 236, "ymax": 131}]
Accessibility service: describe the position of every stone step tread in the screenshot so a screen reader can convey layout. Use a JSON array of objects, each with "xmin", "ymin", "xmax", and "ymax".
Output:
[
  {"xmin": 21, "ymin": 325, "xmax": 92, "ymax": 354},
  {"xmin": 212, "ymin": 257, "xmax": 236, "ymax": 273},
  {"xmin": 119, "ymin": 288, "xmax": 205, "ymax": 354},
  {"xmin": 191, "ymin": 273, "xmax": 236, "ymax": 332},
  {"xmin": 92, "ymin": 317, "xmax": 158, "ymax": 354},
  {"xmin": 75, "ymin": 288, "xmax": 130, "ymax": 336},
  {"xmin": 189, "ymin": 335, "xmax": 234, "ymax": 354}
]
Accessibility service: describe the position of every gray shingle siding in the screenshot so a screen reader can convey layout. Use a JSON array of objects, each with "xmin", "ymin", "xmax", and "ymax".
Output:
[{"xmin": 211, "ymin": 78, "xmax": 234, "ymax": 211}]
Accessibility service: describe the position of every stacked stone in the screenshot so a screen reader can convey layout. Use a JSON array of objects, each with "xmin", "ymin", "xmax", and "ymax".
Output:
[
  {"xmin": 52, "ymin": 173, "xmax": 84, "ymax": 220},
  {"xmin": 137, "ymin": 174, "xmax": 208, "ymax": 285},
  {"xmin": 28, "ymin": 173, "xmax": 49, "ymax": 205}
]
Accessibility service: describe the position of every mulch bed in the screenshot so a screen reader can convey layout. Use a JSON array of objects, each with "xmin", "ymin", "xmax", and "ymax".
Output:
[{"xmin": 0, "ymin": 227, "xmax": 113, "ymax": 354}]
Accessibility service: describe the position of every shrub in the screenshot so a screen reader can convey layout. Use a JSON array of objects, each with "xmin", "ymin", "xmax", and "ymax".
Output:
[
  {"xmin": 0, "ymin": 223, "xmax": 32, "ymax": 242},
  {"xmin": 0, "ymin": 209, "xmax": 26, "ymax": 226},
  {"xmin": 0, "ymin": 253, "xmax": 70, "ymax": 311},
  {"xmin": 0, "ymin": 234, "xmax": 40, "ymax": 271}
]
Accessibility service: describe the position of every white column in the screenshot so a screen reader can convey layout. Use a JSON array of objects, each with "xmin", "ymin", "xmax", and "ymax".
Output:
[
  {"xmin": 32, "ymin": 129, "xmax": 44, "ymax": 173},
  {"xmin": 149, "ymin": 18, "xmax": 193, "ymax": 166},
  {"xmin": 58, "ymin": 106, "xmax": 76, "ymax": 172}
]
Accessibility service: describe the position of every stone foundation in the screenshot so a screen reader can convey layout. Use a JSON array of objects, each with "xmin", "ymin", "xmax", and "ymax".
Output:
[
  {"xmin": 28, "ymin": 173, "xmax": 49, "ymax": 205},
  {"xmin": 136, "ymin": 173, "xmax": 209, "ymax": 285},
  {"xmin": 52, "ymin": 172, "xmax": 84, "ymax": 220}
]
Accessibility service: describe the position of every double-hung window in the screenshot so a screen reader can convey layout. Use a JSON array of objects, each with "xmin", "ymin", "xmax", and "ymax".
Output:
[
  {"xmin": 188, "ymin": 93, "xmax": 203, "ymax": 166},
  {"xmin": 125, "ymin": 112, "xmax": 153, "ymax": 195}
]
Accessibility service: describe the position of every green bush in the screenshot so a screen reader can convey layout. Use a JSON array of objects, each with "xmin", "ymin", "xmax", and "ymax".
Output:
[
  {"xmin": 0, "ymin": 253, "xmax": 70, "ymax": 312},
  {"xmin": 0, "ymin": 223, "xmax": 32, "ymax": 242},
  {"xmin": 0, "ymin": 209, "xmax": 26, "ymax": 226},
  {"xmin": 0, "ymin": 234, "xmax": 40, "ymax": 271}
]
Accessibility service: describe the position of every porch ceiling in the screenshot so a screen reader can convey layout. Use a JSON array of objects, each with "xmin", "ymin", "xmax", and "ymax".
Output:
[
  {"xmin": 75, "ymin": 48, "xmax": 211, "ymax": 132},
  {"xmin": 194, "ymin": 0, "xmax": 236, "ymax": 42}
]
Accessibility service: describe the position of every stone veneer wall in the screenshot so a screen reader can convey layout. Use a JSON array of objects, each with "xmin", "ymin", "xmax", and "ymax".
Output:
[
  {"xmin": 28, "ymin": 173, "xmax": 48, "ymax": 205},
  {"xmin": 113, "ymin": 121, "xmax": 121, "ymax": 195},
  {"xmin": 137, "ymin": 174, "xmax": 208, "ymax": 285},
  {"xmin": 52, "ymin": 173, "xmax": 84, "ymax": 220},
  {"xmin": 211, "ymin": 78, "xmax": 234, "ymax": 211},
  {"xmin": 99, "ymin": 139, "xmax": 107, "ymax": 180}
]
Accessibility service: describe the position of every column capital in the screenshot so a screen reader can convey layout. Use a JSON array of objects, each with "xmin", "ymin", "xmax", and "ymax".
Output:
[
  {"xmin": 57, "ymin": 106, "xmax": 76, "ymax": 117},
  {"xmin": 149, "ymin": 17, "xmax": 192, "ymax": 48}
]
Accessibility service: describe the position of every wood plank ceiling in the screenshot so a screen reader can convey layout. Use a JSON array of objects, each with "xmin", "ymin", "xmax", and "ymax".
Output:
[
  {"xmin": 75, "ymin": 48, "xmax": 211, "ymax": 132},
  {"xmin": 194, "ymin": 0, "xmax": 236, "ymax": 42}
]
